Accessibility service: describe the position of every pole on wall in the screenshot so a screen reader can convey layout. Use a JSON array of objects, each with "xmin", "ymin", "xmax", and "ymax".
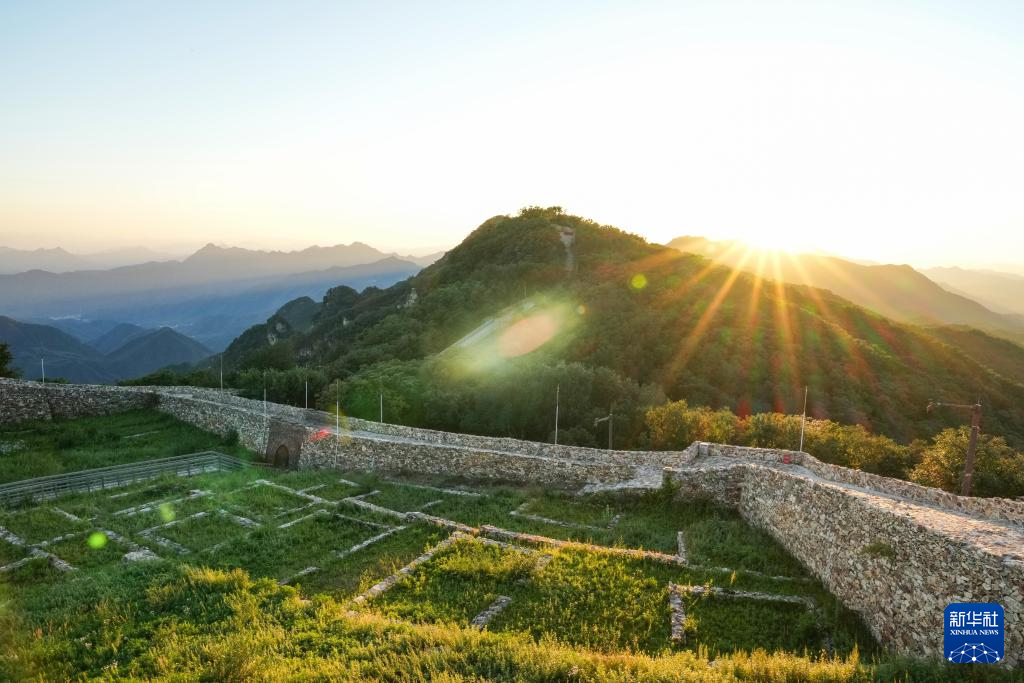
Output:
[
  {"xmin": 305, "ymin": 381, "xmax": 308, "ymax": 410},
  {"xmin": 554, "ymin": 383, "xmax": 560, "ymax": 445},
  {"xmin": 593, "ymin": 410, "xmax": 613, "ymax": 450},
  {"xmin": 219, "ymin": 355, "xmax": 223, "ymax": 393},
  {"xmin": 40, "ymin": 358, "xmax": 45, "ymax": 384},
  {"xmin": 799, "ymin": 386, "xmax": 808, "ymax": 453},
  {"xmin": 379, "ymin": 393, "xmax": 383, "ymax": 423},
  {"xmin": 927, "ymin": 399, "xmax": 983, "ymax": 496}
]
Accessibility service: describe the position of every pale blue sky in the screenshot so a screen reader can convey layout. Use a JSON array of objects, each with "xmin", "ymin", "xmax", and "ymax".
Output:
[{"xmin": 1, "ymin": 1, "xmax": 1022, "ymax": 266}]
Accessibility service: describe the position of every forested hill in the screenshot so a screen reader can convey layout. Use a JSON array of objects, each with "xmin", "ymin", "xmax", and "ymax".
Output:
[{"xmin": 224, "ymin": 207, "xmax": 1024, "ymax": 448}]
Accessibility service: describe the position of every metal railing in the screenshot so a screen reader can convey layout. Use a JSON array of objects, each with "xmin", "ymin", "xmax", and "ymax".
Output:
[{"xmin": 0, "ymin": 451, "xmax": 258, "ymax": 506}]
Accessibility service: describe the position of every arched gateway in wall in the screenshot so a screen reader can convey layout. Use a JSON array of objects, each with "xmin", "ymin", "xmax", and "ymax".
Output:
[{"xmin": 264, "ymin": 420, "xmax": 304, "ymax": 468}]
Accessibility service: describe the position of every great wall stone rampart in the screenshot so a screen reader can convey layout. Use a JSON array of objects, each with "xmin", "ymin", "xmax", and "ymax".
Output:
[{"xmin": 1, "ymin": 377, "xmax": 1022, "ymax": 666}]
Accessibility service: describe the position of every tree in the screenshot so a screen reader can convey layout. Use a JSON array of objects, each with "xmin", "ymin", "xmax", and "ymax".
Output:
[
  {"xmin": 910, "ymin": 427, "xmax": 1024, "ymax": 498},
  {"xmin": 0, "ymin": 342, "xmax": 19, "ymax": 378}
]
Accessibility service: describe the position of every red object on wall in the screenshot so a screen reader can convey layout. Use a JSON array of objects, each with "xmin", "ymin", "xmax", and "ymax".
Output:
[{"xmin": 782, "ymin": 454, "xmax": 791, "ymax": 464}]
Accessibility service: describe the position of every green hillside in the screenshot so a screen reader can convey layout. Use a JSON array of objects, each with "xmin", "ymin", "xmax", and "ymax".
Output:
[{"xmin": 224, "ymin": 208, "xmax": 1024, "ymax": 450}]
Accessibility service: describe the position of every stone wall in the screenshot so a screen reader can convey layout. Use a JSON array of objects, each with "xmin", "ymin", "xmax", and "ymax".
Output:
[
  {"xmin": 686, "ymin": 441, "xmax": 1024, "ymax": 526},
  {"xmin": 298, "ymin": 430, "xmax": 632, "ymax": 486},
  {"xmin": 0, "ymin": 379, "xmax": 156, "ymax": 423},
  {"xmin": 739, "ymin": 465, "xmax": 1023, "ymax": 666}
]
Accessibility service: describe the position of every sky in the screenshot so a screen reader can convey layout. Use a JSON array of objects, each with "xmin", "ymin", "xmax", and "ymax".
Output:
[{"xmin": 1, "ymin": 1, "xmax": 1022, "ymax": 267}]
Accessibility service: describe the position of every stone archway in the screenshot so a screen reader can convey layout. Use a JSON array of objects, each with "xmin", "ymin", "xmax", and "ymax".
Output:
[
  {"xmin": 264, "ymin": 419, "xmax": 304, "ymax": 468},
  {"xmin": 273, "ymin": 444, "xmax": 290, "ymax": 467}
]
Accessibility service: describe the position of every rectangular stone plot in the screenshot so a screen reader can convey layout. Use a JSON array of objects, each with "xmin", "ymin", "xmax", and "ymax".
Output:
[
  {"xmin": 0, "ymin": 538, "xmax": 30, "ymax": 567},
  {"xmin": 514, "ymin": 497, "xmax": 620, "ymax": 529},
  {"xmin": 364, "ymin": 484, "xmax": 457, "ymax": 513},
  {"xmin": 297, "ymin": 525, "xmax": 443, "ymax": 599},
  {"xmin": 372, "ymin": 538, "xmax": 537, "ymax": 626},
  {"xmin": 57, "ymin": 480, "xmax": 193, "ymax": 518},
  {"xmin": 157, "ymin": 512, "xmax": 251, "ymax": 552},
  {"xmin": 212, "ymin": 513, "xmax": 382, "ymax": 582},
  {"xmin": 223, "ymin": 484, "xmax": 309, "ymax": 520},
  {"xmin": 0, "ymin": 508, "xmax": 84, "ymax": 544},
  {"xmin": 45, "ymin": 532, "xmax": 126, "ymax": 570},
  {"xmin": 487, "ymin": 549, "xmax": 674, "ymax": 654},
  {"xmin": 306, "ymin": 481, "xmax": 363, "ymax": 503},
  {"xmin": 0, "ymin": 555, "xmax": 64, "ymax": 586},
  {"xmin": 682, "ymin": 594, "xmax": 821, "ymax": 655},
  {"xmin": 108, "ymin": 496, "xmax": 219, "ymax": 536}
]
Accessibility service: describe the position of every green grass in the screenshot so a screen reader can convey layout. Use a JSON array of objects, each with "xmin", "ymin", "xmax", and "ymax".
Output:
[
  {"xmin": 490, "ymin": 547, "xmax": 672, "ymax": 653},
  {"xmin": 44, "ymin": 531, "xmax": 127, "ymax": 570},
  {"xmin": 374, "ymin": 538, "xmax": 536, "ymax": 623},
  {"xmin": 0, "ymin": 507, "xmax": 82, "ymax": 544},
  {"xmin": 105, "ymin": 494, "xmax": 220, "ymax": 536},
  {"xmin": 0, "ymin": 538, "xmax": 29, "ymax": 566},
  {"xmin": 55, "ymin": 477, "xmax": 196, "ymax": 518},
  {"xmin": 682, "ymin": 592, "xmax": 823, "ymax": 655},
  {"xmin": 222, "ymin": 483, "xmax": 309, "ymax": 520},
  {"xmin": 0, "ymin": 409, "xmax": 254, "ymax": 484},
  {"xmin": 156, "ymin": 511, "xmax": 253, "ymax": 551},
  {"xmin": 210, "ymin": 510, "xmax": 387, "ymax": 582}
]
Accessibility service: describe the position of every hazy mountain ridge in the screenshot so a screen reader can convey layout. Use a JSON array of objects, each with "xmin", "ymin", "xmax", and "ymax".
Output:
[
  {"xmin": 666, "ymin": 236, "xmax": 1024, "ymax": 337},
  {"xmin": 0, "ymin": 242, "xmax": 444, "ymax": 277},
  {"xmin": 87, "ymin": 323, "xmax": 152, "ymax": 354},
  {"xmin": 0, "ymin": 246, "xmax": 179, "ymax": 274},
  {"xmin": 0, "ymin": 252, "xmax": 424, "ymax": 350},
  {"xmin": 0, "ymin": 316, "xmax": 211, "ymax": 383},
  {"xmin": 922, "ymin": 266, "xmax": 1024, "ymax": 317}
]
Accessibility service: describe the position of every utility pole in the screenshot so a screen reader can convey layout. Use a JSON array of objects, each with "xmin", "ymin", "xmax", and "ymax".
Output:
[
  {"xmin": 219, "ymin": 355, "xmax": 224, "ymax": 393},
  {"xmin": 379, "ymin": 393, "xmax": 383, "ymax": 423},
  {"xmin": 927, "ymin": 400, "xmax": 983, "ymax": 496},
  {"xmin": 554, "ymin": 384, "xmax": 560, "ymax": 445},
  {"xmin": 594, "ymin": 410, "xmax": 614, "ymax": 450},
  {"xmin": 798, "ymin": 386, "xmax": 808, "ymax": 453},
  {"xmin": 40, "ymin": 358, "xmax": 45, "ymax": 384},
  {"xmin": 304, "ymin": 380, "xmax": 308, "ymax": 410},
  {"xmin": 335, "ymin": 381, "xmax": 342, "ymax": 470}
]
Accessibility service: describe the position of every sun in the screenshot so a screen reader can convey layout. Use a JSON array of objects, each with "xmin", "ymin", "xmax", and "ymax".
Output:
[{"xmin": 735, "ymin": 228, "xmax": 816, "ymax": 255}]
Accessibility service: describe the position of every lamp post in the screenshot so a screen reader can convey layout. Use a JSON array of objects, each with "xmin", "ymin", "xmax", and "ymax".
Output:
[
  {"xmin": 594, "ymin": 410, "xmax": 613, "ymax": 450},
  {"xmin": 554, "ymin": 384, "xmax": 560, "ymax": 445},
  {"xmin": 798, "ymin": 386, "xmax": 808, "ymax": 453},
  {"xmin": 927, "ymin": 400, "xmax": 982, "ymax": 496}
]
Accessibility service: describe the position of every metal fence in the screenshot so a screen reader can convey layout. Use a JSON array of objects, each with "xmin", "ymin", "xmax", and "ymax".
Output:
[{"xmin": 0, "ymin": 451, "xmax": 259, "ymax": 506}]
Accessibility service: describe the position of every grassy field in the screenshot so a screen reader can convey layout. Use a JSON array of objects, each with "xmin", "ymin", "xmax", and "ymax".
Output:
[
  {"xmin": 0, "ymin": 411, "xmax": 1017, "ymax": 682},
  {"xmin": 0, "ymin": 409, "xmax": 251, "ymax": 483}
]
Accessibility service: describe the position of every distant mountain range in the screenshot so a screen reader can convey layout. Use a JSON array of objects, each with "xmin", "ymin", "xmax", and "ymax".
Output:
[
  {"xmin": 922, "ymin": 266, "xmax": 1024, "ymax": 317},
  {"xmin": 0, "ymin": 242, "xmax": 443, "ymax": 275},
  {"xmin": 0, "ymin": 243, "xmax": 439, "ymax": 350},
  {"xmin": 0, "ymin": 246, "xmax": 179, "ymax": 274},
  {"xmin": 665, "ymin": 236, "xmax": 1024, "ymax": 341},
  {"xmin": 0, "ymin": 316, "xmax": 211, "ymax": 383}
]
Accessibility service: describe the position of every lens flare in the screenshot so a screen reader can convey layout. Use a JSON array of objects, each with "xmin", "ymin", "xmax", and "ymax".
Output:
[
  {"xmin": 630, "ymin": 273, "xmax": 648, "ymax": 290},
  {"xmin": 498, "ymin": 313, "xmax": 559, "ymax": 357},
  {"xmin": 310, "ymin": 428, "xmax": 332, "ymax": 442},
  {"xmin": 159, "ymin": 503, "xmax": 175, "ymax": 523},
  {"xmin": 87, "ymin": 531, "xmax": 108, "ymax": 549}
]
